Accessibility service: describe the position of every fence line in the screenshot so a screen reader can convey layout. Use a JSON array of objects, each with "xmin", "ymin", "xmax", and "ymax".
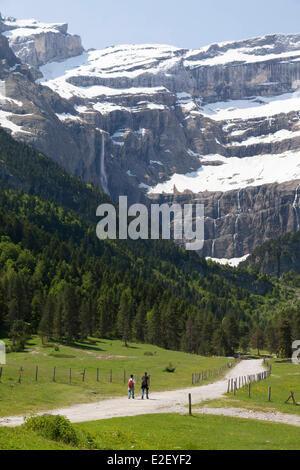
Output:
[
  {"xmin": 0, "ymin": 365, "xmax": 146, "ymax": 387},
  {"xmin": 192, "ymin": 360, "xmax": 237, "ymax": 385},
  {"xmin": 227, "ymin": 363, "xmax": 272, "ymax": 393}
]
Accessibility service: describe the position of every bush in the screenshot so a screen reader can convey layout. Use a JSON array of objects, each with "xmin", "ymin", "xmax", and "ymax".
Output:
[
  {"xmin": 24, "ymin": 414, "xmax": 79, "ymax": 446},
  {"xmin": 24, "ymin": 414, "xmax": 98, "ymax": 449},
  {"xmin": 164, "ymin": 362, "xmax": 176, "ymax": 373},
  {"xmin": 144, "ymin": 351, "xmax": 154, "ymax": 356}
]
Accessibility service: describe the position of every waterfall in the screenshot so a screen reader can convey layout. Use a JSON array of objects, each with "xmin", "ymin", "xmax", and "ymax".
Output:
[
  {"xmin": 211, "ymin": 219, "xmax": 217, "ymax": 257},
  {"xmin": 100, "ymin": 132, "xmax": 110, "ymax": 195},
  {"xmin": 211, "ymin": 239, "xmax": 216, "ymax": 258},
  {"xmin": 237, "ymin": 189, "xmax": 242, "ymax": 212},
  {"xmin": 293, "ymin": 183, "xmax": 300, "ymax": 231},
  {"xmin": 233, "ymin": 189, "xmax": 242, "ymax": 256},
  {"xmin": 211, "ymin": 197, "xmax": 222, "ymax": 258},
  {"xmin": 217, "ymin": 197, "xmax": 221, "ymax": 219},
  {"xmin": 233, "ymin": 214, "xmax": 240, "ymax": 255}
]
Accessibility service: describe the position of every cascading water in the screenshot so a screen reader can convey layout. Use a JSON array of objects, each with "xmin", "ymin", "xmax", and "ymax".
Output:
[
  {"xmin": 217, "ymin": 198, "xmax": 221, "ymax": 219},
  {"xmin": 211, "ymin": 219, "xmax": 217, "ymax": 257},
  {"xmin": 100, "ymin": 132, "xmax": 110, "ymax": 195},
  {"xmin": 211, "ymin": 197, "xmax": 221, "ymax": 257},
  {"xmin": 234, "ymin": 189, "xmax": 242, "ymax": 256},
  {"xmin": 237, "ymin": 188, "xmax": 241, "ymax": 212},
  {"xmin": 293, "ymin": 183, "xmax": 300, "ymax": 231}
]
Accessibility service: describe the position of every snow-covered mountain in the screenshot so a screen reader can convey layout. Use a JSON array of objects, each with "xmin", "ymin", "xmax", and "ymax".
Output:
[
  {"xmin": 1, "ymin": 15, "xmax": 83, "ymax": 66},
  {"xmin": 1, "ymin": 14, "xmax": 300, "ymax": 259}
]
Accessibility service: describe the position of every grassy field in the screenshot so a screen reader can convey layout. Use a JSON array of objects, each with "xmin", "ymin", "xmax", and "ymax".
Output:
[
  {"xmin": 0, "ymin": 426, "xmax": 75, "ymax": 450},
  {"xmin": 2, "ymin": 413, "xmax": 300, "ymax": 450},
  {"xmin": 194, "ymin": 359, "xmax": 300, "ymax": 415},
  {"xmin": 74, "ymin": 413, "xmax": 300, "ymax": 450},
  {"xmin": 0, "ymin": 336, "xmax": 230, "ymax": 417}
]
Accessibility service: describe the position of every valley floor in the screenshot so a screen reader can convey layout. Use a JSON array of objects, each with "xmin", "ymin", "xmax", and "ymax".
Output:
[{"xmin": 0, "ymin": 359, "xmax": 265, "ymax": 427}]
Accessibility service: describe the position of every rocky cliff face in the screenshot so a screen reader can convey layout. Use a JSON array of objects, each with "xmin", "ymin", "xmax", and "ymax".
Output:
[
  {"xmin": 150, "ymin": 180, "xmax": 300, "ymax": 259},
  {"xmin": 0, "ymin": 15, "xmax": 83, "ymax": 67},
  {"xmin": 0, "ymin": 16, "xmax": 300, "ymax": 260}
]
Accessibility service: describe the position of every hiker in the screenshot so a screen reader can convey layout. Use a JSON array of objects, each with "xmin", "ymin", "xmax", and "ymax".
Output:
[
  {"xmin": 141, "ymin": 372, "xmax": 150, "ymax": 399},
  {"xmin": 128, "ymin": 374, "xmax": 135, "ymax": 399}
]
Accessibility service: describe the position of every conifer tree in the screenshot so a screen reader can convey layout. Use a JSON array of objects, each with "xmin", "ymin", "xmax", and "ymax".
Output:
[
  {"xmin": 117, "ymin": 287, "xmax": 133, "ymax": 346},
  {"xmin": 278, "ymin": 314, "xmax": 292, "ymax": 358},
  {"xmin": 250, "ymin": 329, "xmax": 264, "ymax": 356}
]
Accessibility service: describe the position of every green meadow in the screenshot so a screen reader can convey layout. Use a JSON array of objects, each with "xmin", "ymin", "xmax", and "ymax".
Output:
[
  {"xmin": 0, "ymin": 336, "xmax": 229, "ymax": 417},
  {"xmin": 194, "ymin": 359, "xmax": 300, "ymax": 415},
  {"xmin": 2, "ymin": 413, "xmax": 300, "ymax": 450}
]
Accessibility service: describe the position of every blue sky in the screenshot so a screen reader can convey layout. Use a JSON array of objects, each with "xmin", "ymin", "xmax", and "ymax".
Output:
[{"xmin": 1, "ymin": 0, "xmax": 300, "ymax": 50}]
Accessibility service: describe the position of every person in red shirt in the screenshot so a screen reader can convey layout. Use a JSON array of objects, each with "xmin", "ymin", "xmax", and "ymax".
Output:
[{"xmin": 128, "ymin": 374, "xmax": 135, "ymax": 399}]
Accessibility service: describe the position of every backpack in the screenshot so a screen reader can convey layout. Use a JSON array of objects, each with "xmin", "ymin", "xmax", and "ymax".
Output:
[{"xmin": 128, "ymin": 378, "xmax": 134, "ymax": 389}]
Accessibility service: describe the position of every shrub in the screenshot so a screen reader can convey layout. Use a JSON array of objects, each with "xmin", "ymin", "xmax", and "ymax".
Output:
[
  {"xmin": 144, "ymin": 351, "xmax": 154, "ymax": 356},
  {"xmin": 24, "ymin": 414, "xmax": 79, "ymax": 446},
  {"xmin": 24, "ymin": 414, "xmax": 98, "ymax": 449},
  {"xmin": 164, "ymin": 362, "xmax": 176, "ymax": 373}
]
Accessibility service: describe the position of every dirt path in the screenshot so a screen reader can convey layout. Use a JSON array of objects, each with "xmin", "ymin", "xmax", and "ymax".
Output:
[
  {"xmin": 194, "ymin": 408, "xmax": 300, "ymax": 427},
  {"xmin": 0, "ymin": 359, "xmax": 265, "ymax": 427}
]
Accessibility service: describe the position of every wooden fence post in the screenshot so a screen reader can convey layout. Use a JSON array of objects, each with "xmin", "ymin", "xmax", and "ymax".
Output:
[
  {"xmin": 53, "ymin": 366, "xmax": 56, "ymax": 382},
  {"xmin": 0, "ymin": 366, "xmax": 2, "ymax": 381},
  {"xmin": 248, "ymin": 383, "xmax": 251, "ymax": 398},
  {"xmin": 82, "ymin": 369, "xmax": 86, "ymax": 382},
  {"xmin": 188, "ymin": 393, "xmax": 192, "ymax": 416},
  {"xmin": 268, "ymin": 386, "xmax": 271, "ymax": 402}
]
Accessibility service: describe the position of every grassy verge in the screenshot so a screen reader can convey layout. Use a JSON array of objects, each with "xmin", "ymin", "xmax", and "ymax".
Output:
[
  {"xmin": 0, "ymin": 426, "xmax": 75, "ymax": 450},
  {"xmin": 2, "ymin": 413, "xmax": 300, "ymax": 450},
  {"xmin": 0, "ymin": 336, "xmax": 229, "ymax": 417},
  {"xmin": 75, "ymin": 413, "xmax": 300, "ymax": 450},
  {"xmin": 193, "ymin": 359, "xmax": 300, "ymax": 415}
]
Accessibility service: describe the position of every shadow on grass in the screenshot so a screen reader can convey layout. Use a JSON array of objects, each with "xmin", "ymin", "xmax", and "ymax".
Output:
[{"xmin": 68, "ymin": 342, "xmax": 105, "ymax": 352}]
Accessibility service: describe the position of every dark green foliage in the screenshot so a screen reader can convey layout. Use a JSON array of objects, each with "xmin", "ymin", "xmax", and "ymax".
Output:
[
  {"xmin": 242, "ymin": 230, "xmax": 300, "ymax": 277},
  {"xmin": 164, "ymin": 362, "xmax": 176, "ymax": 373},
  {"xmin": 9, "ymin": 319, "xmax": 30, "ymax": 352},
  {"xmin": 24, "ymin": 414, "xmax": 79, "ymax": 446},
  {"xmin": 250, "ymin": 329, "xmax": 265, "ymax": 356},
  {"xmin": 24, "ymin": 414, "xmax": 97, "ymax": 449},
  {"xmin": 0, "ymin": 128, "xmax": 299, "ymax": 357},
  {"xmin": 278, "ymin": 315, "xmax": 293, "ymax": 358}
]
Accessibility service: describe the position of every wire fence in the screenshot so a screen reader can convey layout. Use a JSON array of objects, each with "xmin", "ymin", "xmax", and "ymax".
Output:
[
  {"xmin": 227, "ymin": 361, "xmax": 272, "ymax": 395},
  {"xmin": 0, "ymin": 364, "xmax": 150, "ymax": 388},
  {"xmin": 192, "ymin": 359, "xmax": 238, "ymax": 385}
]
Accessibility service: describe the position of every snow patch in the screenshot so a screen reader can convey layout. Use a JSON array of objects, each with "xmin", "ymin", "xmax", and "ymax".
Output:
[
  {"xmin": 0, "ymin": 110, "xmax": 30, "ymax": 135},
  {"xmin": 56, "ymin": 113, "xmax": 81, "ymax": 122},
  {"xmin": 148, "ymin": 151, "xmax": 300, "ymax": 194},
  {"xmin": 201, "ymin": 92, "xmax": 300, "ymax": 121},
  {"xmin": 206, "ymin": 254, "xmax": 250, "ymax": 267}
]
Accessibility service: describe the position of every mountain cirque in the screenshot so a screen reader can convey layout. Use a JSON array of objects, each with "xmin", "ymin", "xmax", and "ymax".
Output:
[{"xmin": 0, "ymin": 13, "xmax": 300, "ymax": 259}]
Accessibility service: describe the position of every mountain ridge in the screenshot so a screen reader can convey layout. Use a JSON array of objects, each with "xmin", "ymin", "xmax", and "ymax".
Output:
[{"xmin": 1, "ymin": 15, "xmax": 300, "ymax": 259}]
